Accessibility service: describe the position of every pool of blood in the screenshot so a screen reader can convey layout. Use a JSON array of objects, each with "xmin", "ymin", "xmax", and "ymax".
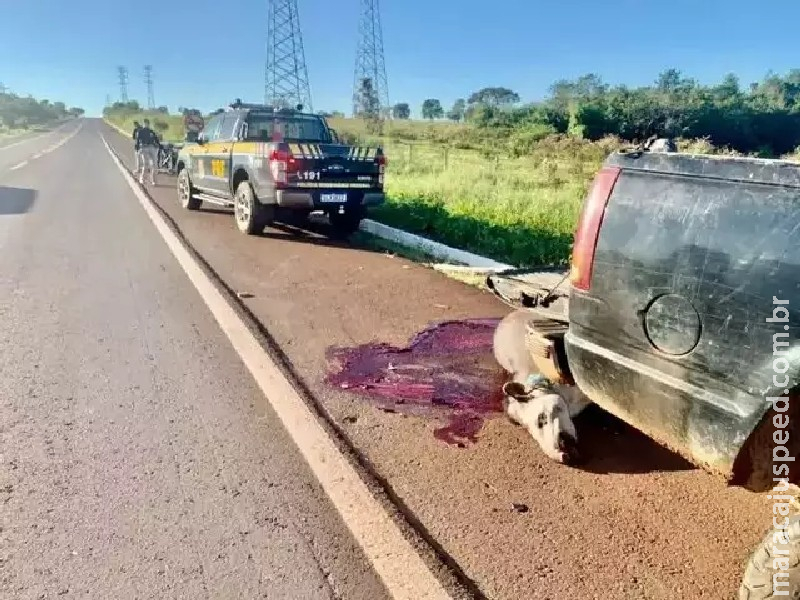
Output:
[{"xmin": 325, "ymin": 318, "xmax": 507, "ymax": 446}]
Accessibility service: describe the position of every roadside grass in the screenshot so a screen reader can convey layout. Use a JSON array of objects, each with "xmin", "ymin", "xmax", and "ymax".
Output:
[
  {"xmin": 105, "ymin": 112, "xmax": 185, "ymax": 143},
  {"xmin": 0, "ymin": 122, "xmax": 61, "ymax": 145},
  {"xmin": 371, "ymin": 136, "xmax": 621, "ymax": 266},
  {"xmin": 328, "ymin": 116, "xmax": 473, "ymax": 146},
  {"xmin": 0, "ymin": 128, "xmax": 30, "ymax": 143}
]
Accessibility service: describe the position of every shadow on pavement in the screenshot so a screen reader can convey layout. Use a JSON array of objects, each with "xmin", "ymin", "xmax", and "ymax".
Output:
[
  {"xmin": 184, "ymin": 197, "xmax": 396, "ymax": 254},
  {"xmin": 575, "ymin": 403, "xmax": 697, "ymax": 475},
  {"xmin": 197, "ymin": 207, "xmax": 232, "ymax": 216},
  {"xmin": 0, "ymin": 186, "xmax": 37, "ymax": 215}
]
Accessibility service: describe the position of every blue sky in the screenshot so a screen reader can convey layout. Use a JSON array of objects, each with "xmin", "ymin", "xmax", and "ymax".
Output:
[{"xmin": 2, "ymin": 0, "xmax": 800, "ymax": 117}]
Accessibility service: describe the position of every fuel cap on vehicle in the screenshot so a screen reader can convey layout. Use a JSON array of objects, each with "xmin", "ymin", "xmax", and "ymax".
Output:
[{"xmin": 643, "ymin": 294, "xmax": 702, "ymax": 355}]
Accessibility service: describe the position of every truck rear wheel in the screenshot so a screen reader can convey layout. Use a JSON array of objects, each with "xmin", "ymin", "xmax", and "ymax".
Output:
[
  {"xmin": 178, "ymin": 169, "xmax": 201, "ymax": 210},
  {"xmin": 739, "ymin": 516, "xmax": 800, "ymax": 599},
  {"xmin": 234, "ymin": 181, "xmax": 272, "ymax": 235},
  {"xmin": 328, "ymin": 207, "xmax": 363, "ymax": 238}
]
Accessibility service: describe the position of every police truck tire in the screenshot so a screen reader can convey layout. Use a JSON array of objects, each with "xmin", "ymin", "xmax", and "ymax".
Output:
[
  {"xmin": 739, "ymin": 516, "xmax": 800, "ymax": 599},
  {"xmin": 234, "ymin": 181, "xmax": 270, "ymax": 235},
  {"xmin": 328, "ymin": 208, "xmax": 363, "ymax": 238},
  {"xmin": 178, "ymin": 169, "xmax": 201, "ymax": 210}
]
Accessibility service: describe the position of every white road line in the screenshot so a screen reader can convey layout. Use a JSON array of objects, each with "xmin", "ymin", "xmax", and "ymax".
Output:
[
  {"xmin": 100, "ymin": 135, "xmax": 455, "ymax": 600},
  {"xmin": 40, "ymin": 125, "xmax": 81, "ymax": 156},
  {"xmin": 5, "ymin": 125, "xmax": 82, "ymax": 172}
]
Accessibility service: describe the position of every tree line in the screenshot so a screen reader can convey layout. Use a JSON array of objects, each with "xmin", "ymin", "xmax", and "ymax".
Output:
[
  {"xmin": 0, "ymin": 91, "xmax": 84, "ymax": 130},
  {"xmin": 387, "ymin": 69, "xmax": 800, "ymax": 156}
]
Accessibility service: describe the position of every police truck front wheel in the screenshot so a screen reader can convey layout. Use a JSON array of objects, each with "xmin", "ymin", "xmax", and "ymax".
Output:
[
  {"xmin": 234, "ymin": 181, "xmax": 272, "ymax": 235},
  {"xmin": 178, "ymin": 169, "xmax": 201, "ymax": 210},
  {"xmin": 739, "ymin": 516, "xmax": 800, "ymax": 599}
]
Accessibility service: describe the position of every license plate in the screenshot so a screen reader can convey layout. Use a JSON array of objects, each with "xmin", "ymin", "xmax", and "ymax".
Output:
[{"xmin": 320, "ymin": 192, "xmax": 348, "ymax": 203}]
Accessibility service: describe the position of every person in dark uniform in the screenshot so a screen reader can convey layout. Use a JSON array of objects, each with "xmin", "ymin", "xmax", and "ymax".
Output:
[
  {"xmin": 132, "ymin": 121, "xmax": 142, "ymax": 171},
  {"xmin": 134, "ymin": 119, "xmax": 160, "ymax": 185}
]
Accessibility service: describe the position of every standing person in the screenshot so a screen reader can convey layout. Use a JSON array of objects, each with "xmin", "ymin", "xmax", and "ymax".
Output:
[
  {"xmin": 135, "ymin": 119, "xmax": 159, "ymax": 186},
  {"xmin": 132, "ymin": 121, "xmax": 142, "ymax": 172}
]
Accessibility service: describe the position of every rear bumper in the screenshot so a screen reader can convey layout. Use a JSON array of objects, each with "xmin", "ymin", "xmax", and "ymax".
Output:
[
  {"xmin": 564, "ymin": 329, "xmax": 766, "ymax": 478},
  {"xmin": 272, "ymin": 189, "xmax": 384, "ymax": 209}
]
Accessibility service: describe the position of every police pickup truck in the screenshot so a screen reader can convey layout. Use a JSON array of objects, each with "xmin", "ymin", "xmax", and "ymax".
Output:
[
  {"xmin": 175, "ymin": 101, "xmax": 385, "ymax": 237},
  {"xmin": 488, "ymin": 142, "xmax": 800, "ymax": 598}
]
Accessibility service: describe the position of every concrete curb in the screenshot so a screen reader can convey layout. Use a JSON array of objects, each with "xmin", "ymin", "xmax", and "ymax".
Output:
[
  {"xmin": 359, "ymin": 219, "xmax": 513, "ymax": 270},
  {"xmin": 102, "ymin": 118, "xmax": 514, "ymax": 272}
]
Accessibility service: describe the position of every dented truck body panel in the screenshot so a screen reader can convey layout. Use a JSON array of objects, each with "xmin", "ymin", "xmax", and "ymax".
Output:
[{"xmin": 563, "ymin": 151, "xmax": 800, "ymax": 478}]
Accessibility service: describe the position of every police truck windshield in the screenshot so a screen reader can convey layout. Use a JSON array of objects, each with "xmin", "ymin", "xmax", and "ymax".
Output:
[{"xmin": 245, "ymin": 113, "xmax": 332, "ymax": 143}]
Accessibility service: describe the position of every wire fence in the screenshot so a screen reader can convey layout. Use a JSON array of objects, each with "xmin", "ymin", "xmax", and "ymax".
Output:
[{"xmin": 373, "ymin": 140, "xmax": 505, "ymax": 175}]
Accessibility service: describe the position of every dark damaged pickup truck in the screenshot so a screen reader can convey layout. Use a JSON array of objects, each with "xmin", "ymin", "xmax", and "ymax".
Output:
[{"xmin": 489, "ymin": 144, "xmax": 800, "ymax": 598}]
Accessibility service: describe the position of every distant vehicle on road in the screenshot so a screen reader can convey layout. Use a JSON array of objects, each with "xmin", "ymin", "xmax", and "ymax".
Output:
[
  {"xmin": 175, "ymin": 100, "xmax": 386, "ymax": 237},
  {"xmin": 488, "ymin": 147, "xmax": 800, "ymax": 598}
]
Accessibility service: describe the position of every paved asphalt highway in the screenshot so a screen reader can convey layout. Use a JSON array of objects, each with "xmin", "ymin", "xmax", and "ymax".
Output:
[
  {"xmin": 0, "ymin": 122, "xmax": 393, "ymax": 600},
  {"xmin": 0, "ymin": 119, "xmax": 781, "ymax": 599}
]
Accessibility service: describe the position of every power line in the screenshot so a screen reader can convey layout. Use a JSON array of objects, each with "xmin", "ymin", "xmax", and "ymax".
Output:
[
  {"xmin": 352, "ymin": 0, "xmax": 390, "ymax": 118},
  {"xmin": 144, "ymin": 65, "xmax": 155, "ymax": 109},
  {"xmin": 264, "ymin": 0, "xmax": 313, "ymax": 111},
  {"xmin": 117, "ymin": 66, "xmax": 129, "ymax": 102}
]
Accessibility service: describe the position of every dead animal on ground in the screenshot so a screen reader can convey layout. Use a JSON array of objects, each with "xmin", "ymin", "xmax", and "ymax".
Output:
[{"xmin": 493, "ymin": 309, "xmax": 592, "ymax": 464}]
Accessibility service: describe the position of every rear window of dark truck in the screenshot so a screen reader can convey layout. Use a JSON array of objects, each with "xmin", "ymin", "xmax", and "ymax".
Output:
[{"xmin": 244, "ymin": 113, "xmax": 332, "ymax": 143}]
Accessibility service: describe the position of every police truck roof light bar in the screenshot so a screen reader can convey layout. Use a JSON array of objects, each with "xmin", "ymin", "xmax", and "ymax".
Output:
[{"xmin": 228, "ymin": 99, "xmax": 292, "ymax": 112}]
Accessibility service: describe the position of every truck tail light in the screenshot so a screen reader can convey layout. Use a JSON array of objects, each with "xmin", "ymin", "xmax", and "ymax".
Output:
[
  {"xmin": 569, "ymin": 166, "xmax": 621, "ymax": 291},
  {"xmin": 376, "ymin": 154, "xmax": 386, "ymax": 184},
  {"xmin": 268, "ymin": 149, "xmax": 297, "ymax": 186}
]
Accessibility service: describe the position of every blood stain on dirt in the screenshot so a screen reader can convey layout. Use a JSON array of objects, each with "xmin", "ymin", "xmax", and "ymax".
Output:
[{"xmin": 325, "ymin": 318, "xmax": 507, "ymax": 447}]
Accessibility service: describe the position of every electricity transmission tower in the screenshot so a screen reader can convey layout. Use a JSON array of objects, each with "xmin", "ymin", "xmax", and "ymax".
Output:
[
  {"xmin": 0, "ymin": 83, "xmax": 6, "ymax": 94},
  {"xmin": 264, "ymin": 0, "xmax": 313, "ymax": 111},
  {"xmin": 117, "ymin": 66, "xmax": 129, "ymax": 102},
  {"xmin": 144, "ymin": 65, "xmax": 155, "ymax": 109},
  {"xmin": 352, "ymin": 0, "xmax": 389, "ymax": 118}
]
